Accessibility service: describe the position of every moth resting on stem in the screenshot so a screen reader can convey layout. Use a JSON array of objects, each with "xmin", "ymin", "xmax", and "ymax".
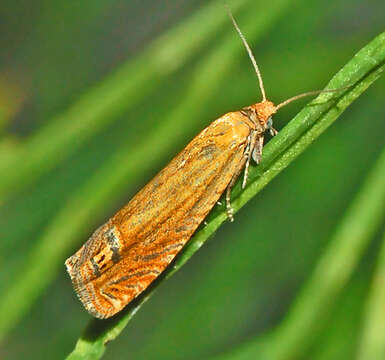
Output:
[{"xmin": 65, "ymin": 9, "xmax": 349, "ymax": 319}]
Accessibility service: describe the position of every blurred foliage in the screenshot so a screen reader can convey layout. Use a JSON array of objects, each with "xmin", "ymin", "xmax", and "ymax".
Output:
[
  {"xmin": 357, "ymin": 228, "xmax": 385, "ymax": 360},
  {"xmin": 0, "ymin": 0, "xmax": 384, "ymax": 360}
]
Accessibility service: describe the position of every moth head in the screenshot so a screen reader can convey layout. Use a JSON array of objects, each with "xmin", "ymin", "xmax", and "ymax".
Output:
[{"xmin": 252, "ymin": 100, "xmax": 277, "ymax": 126}]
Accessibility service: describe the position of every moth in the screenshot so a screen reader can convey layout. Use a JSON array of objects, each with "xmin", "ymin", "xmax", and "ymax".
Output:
[{"xmin": 65, "ymin": 10, "xmax": 343, "ymax": 318}]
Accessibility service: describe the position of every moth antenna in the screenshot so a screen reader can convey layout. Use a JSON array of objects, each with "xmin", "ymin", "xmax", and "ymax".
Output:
[
  {"xmin": 225, "ymin": 5, "xmax": 267, "ymax": 101},
  {"xmin": 275, "ymin": 86, "xmax": 351, "ymax": 111}
]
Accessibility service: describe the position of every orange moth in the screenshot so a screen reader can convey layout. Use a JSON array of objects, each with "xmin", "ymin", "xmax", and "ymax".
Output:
[{"xmin": 65, "ymin": 10, "xmax": 343, "ymax": 318}]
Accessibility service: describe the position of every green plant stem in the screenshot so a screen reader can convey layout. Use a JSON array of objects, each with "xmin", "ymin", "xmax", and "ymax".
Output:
[
  {"xmin": 0, "ymin": 0, "xmax": 250, "ymax": 201},
  {"xmin": 0, "ymin": 0, "xmax": 293, "ymax": 344},
  {"xmin": 65, "ymin": 31, "xmax": 385, "ymax": 360},
  {"xmin": 357, "ymin": 228, "xmax": 385, "ymax": 360}
]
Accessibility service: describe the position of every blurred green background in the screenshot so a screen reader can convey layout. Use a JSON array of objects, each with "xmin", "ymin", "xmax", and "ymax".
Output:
[{"xmin": 0, "ymin": 0, "xmax": 384, "ymax": 359}]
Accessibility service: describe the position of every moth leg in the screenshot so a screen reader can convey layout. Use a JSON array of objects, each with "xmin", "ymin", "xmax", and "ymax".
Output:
[
  {"xmin": 270, "ymin": 127, "xmax": 278, "ymax": 136},
  {"xmin": 252, "ymin": 135, "xmax": 265, "ymax": 164},
  {"xmin": 226, "ymin": 165, "xmax": 244, "ymax": 222},
  {"xmin": 242, "ymin": 131, "xmax": 259, "ymax": 189},
  {"xmin": 225, "ymin": 143, "xmax": 250, "ymax": 222},
  {"xmin": 225, "ymin": 186, "xmax": 234, "ymax": 221}
]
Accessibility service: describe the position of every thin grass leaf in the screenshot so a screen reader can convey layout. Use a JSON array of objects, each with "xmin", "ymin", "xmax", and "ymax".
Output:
[
  {"xmin": 0, "ymin": 0, "xmax": 252, "ymax": 201},
  {"xmin": 357, "ymin": 228, "xmax": 385, "ymax": 360},
  {"xmin": 0, "ymin": 0, "xmax": 293, "ymax": 343},
  {"xmin": 65, "ymin": 30, "xmax": 385, "ymax": 360}
]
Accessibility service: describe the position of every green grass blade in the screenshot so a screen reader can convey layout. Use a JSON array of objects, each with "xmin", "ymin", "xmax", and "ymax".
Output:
[
  {"xmin": 0, "ymin": 0, "xmax": 250, "ymax": 201},
  {"xmin": 0, "ymin": 0, "xmax": 293, "ymax": 344},
  {"xmin": 65, "ymin": 30, "xmax": 385, "ymax": 360},
  {"xmin": 357, "ymin": 229, "xmax": 385, "ymax": 360}
]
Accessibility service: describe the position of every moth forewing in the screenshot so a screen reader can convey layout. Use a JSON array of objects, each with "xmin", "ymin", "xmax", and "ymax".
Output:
[{"xmin": 65, "ymin": 111, "xmax": 257, "ymax": 318}]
